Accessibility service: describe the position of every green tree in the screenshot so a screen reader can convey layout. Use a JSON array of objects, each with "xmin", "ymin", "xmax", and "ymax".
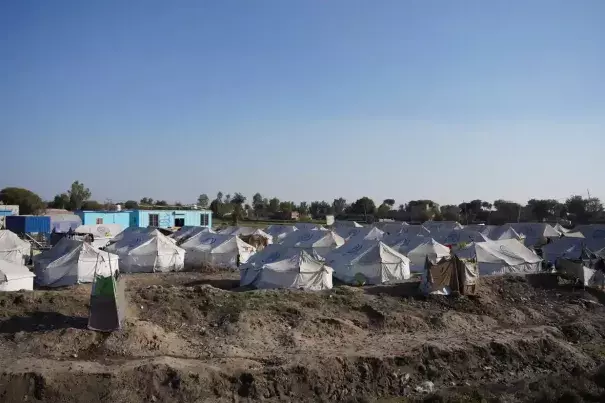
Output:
[
  {"xmin": 376, "ymin": 203, "xmax": 391, "ymax": 219},
  {"xmin": 0, "ymin": 187, "xmax": 45, "ymax": 215},
  {"xmin": 68, "ymin": 181, "xmax": 91, "ymax": 210},
  {"xmin": 493, "ymin": 199, "xmax": 523, "ymax": 224},
  {"xmin": 140, "ymin": 197, "xmax": 153, "ymax": 205},
  {"xmin": 297, "ymin": 201, "xmax": 309, "ymax": 216},
  {"xmin": 332, "ymin": 198, "xmax": 348, "ymax": 215},
  {"xmin": 268, "ymin": 197, "xmax": 280, "ymax": 214},
  {"xmin": 155, "ymin": 200, "xmax": 168, "ymax": 206},
  {"xmin": 224, "ymin": 194, "xmax": 232, "ymax": 204},
  {"xmin": 527, "ymin": 199, "xmax": 562, "ymax": 222},
  {"xmin": 230, "ymin": 193, "xmax": 246, "ymax": 224},
  {"xmin": 124, "ymin": 200, "xmax": 138, "ymax": 209},
  {"xmin": 216, "ymin": 191, "xmax": 223, "ymax": 203},
  {"xmin": 383, "ymin": 199, "xmax": 396, "ymax": 207},
  {"xmin": 81, "ymin": 200, "xmax": 103, "ymax": 210},
  {"xmin": 49, "ymin": 193, "xmax": 70, "ymax": 209},
  {"xmin": 565, "ymin": 195, "xmax": 603, "ymax": 224},
  {"xmin": 349, "ymin": 197, "xmax": 377, "ymax": 216},
  {"xmin": 197, "ymin": 194, "xmax": 209, "ymax": 208},
  {"xmin": 252, "ymin": 193, "xmax": 265, "ymax": 216}
]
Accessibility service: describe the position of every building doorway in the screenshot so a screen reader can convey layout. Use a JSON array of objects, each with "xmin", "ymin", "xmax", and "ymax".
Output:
[{"xmin": 174, "ymin": 218, "xmax": 185, "ymax": 227}]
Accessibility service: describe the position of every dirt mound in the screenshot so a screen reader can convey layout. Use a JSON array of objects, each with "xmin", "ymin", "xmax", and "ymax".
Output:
[{"xmin": 0, "ymin": 272, "xmax": 605, "ymax": 402}]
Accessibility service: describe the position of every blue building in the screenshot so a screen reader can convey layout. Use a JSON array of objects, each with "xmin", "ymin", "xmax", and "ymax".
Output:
[
  {"xmin": 77, "ymin": 209, "xmax": 212, "ymax": 229},
  {"xmin": 76, "ymin": 211, "xmax": 132, "ymax": 227}
]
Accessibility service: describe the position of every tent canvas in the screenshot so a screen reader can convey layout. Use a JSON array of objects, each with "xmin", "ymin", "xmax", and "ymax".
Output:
[
  {"xmin": 335, "ymin": 226, "xmax": 384, "ymax": 242},
  {"xmin": 0, "ymin": 259, "xmax": 35, "ymax": 291},
  {"xmin": 111, "ymin": 227, "xmax": 159, "ymax": 243},
  {"xmin": 34, "ymin": 238, "xmax": 119, "ymax": 287},
  {"xmin": 493, "ymin": 227, "xmax": 523, "ymax": 241},
  {"xmin": 325, "ymin": 240, "xmax": 410, "ymax": 284},
  {"xmin": 264, "ymin": 225, "xmax": 298, "ymax": 240},
  {"xmin": 170, "ymin": 226, "xmax": 215, "ymax": 245},
  {"xmin": 181, "ymin": 233, "xmax": 256, "ymax": 269},
  {"xmin": 218, "ymin": 226, "xmax": 257, "ymax": 237},
  {"xmin": 440, "ymin": 230, "xmax": 489, "ymax": 245},
  {"xmin": 422, "ymin": 221, "xmax": 463, "ymax": 233},
  {"xmin": 500, "ymin": 223, "xmax": 560, "ymax": 247},
  {"xmin": 398, "ymin": 238, "xmax": 451, "ymax": 273},
  {"xmin": 542, "ymin": 237, "xmax": 605, "ymax": 264},
  {"xmin": 0, "ymin": 230, "xmax": 30, "ymax": 265},
  {"xmin": 75, "ymin": 224, "xmax": 124, "ymax": 249},
  {"xmin": 110, "ymin": 231, "xmax": 185, "ymax": 273},
  {"xmin": 572, "ymin": 224, "xmax": 605, "ymax": 240},
  {"xmin": 474, "ymin": 239, "xmax": 542, "ymax": 275},
  {"xmin": 553, "ymin": 223, "xmax": 569, "ymax": 234},
  {"xmin": 278, "ymin": 230, "xmax": 345, "ymax": 258},
  {"xmin": 240, "ymin": 246, "xmax": 332, "ymax": 290}
]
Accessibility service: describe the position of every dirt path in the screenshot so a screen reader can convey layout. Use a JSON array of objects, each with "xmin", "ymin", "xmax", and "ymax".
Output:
[{"xmin": 1, "ymin": 272, "xmax": 604, "ymax": 402}]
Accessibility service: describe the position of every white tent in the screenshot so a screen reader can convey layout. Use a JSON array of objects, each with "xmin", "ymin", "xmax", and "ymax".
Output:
[
  {"xmin": 396, "ymin": 225, "xmax": 431, "ymax": 237},
  {"xmin": 240, "ymin": 245, "xmax": 332, "ymax": 290},
  {"xmin": 109, "ymin": 231, "xmax": 184, "ymax": 273},
  {"xmin": 33, "ymin": 238, "xmax": 119, "ymax": 287},
  {"xmin": 218, "ymin": 226, "xmax": 257, "ymax": 237},
  {"xmin": 325, "ymin": 240, "xmax": 410, "ymax": 284},
  {"xmin": 542, "ymin": 237, "xmax": 605, "ymax": 264},
  {"xmin": 492, "ymin": 227, "xmax": 523, "ymax": 241},
  {"xmin": 294, "ymin": 223, "xmax": 325, "ymax": 231},
  {"xmin": 250, "ymin": 228, "xmax": 273, "ymax": 244},
  {"xmin": 74, "ymin": 224, "xmax": 124, "ymax": 248},
  {"xmin": 553, "ymin": 223, "xmax": 569, "ymax": 234},
  {"xmin": 500, "ymin": 223, "xmax": 560, "ymax": 247},
  {"xmin": 399, "ymin": 238, "xmax": 451, "ymax": 273},
  {"xmin": 333, "ymin": 220, "xmax": 364, "ymax": 228},
  {"xmin": 563, "ymin": 231, "xmax": 585, "ymax": 238},
  {"xmin": 335, "ymin": 226, "xmax": 384, "ymax": 242},
  {"xmin": 473, "ymin": 239, "xmax": 542, "ymax": 275},
  {"xmin": 111, "ymin": 227, "xmax": 158, "ymax": 243},
  {"xmin": 463, "ymin": 225, "xmax": 497, "ymax": 236},
  {"xmin": 0, "ymin": 230, "xmax": 30, "ymax": 265},
  {"xmin": 170, "ymin": 226, "xmax": 215, "ymax": 244},
  {"xmin": 181, "ymin": 233, "xmax": 256, "ymax": 269},
  {"xmin": 264, "ymin": 225, "xmax": 298, "ymax": 242},
  {"xmin": 572, "ymin": 224, "xmax": 605, "ymax": 240},
  {"xmin": 279, "ymin": 230, "xmax": 345, "ymax": 259},
  {"xmin": 440, "ymin": 230, "xmax": 490, "ymax": 245},
  {"xmin": 423, "ymin": 221, "xmax": 463, "ymax": 233},
  {"xmin": 376, "ymin": 222, "xmax": 411, "ymax": 235},
  {"xmin": 0, "ymin": 259, "xmax": 34, "ymax": 291}
]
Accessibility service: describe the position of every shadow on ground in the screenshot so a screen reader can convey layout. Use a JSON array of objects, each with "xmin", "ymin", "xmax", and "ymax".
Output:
[{"xmin": 0, "ymin": 312, "xmax": 88, "ymax": 333}]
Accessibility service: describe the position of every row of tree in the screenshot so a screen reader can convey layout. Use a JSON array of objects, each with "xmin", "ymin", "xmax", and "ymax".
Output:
[{"xmin": 1, "ymin": 184, "xmax": 603, "ymax": 226}]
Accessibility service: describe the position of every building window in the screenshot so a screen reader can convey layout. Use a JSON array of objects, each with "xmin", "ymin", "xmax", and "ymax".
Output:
[
  {"xmin": 96, "ymin": 218, "xmax": 103, "ymax": 224},
  {"xmin": 200, "ymin": 213, "xmax": 208, "ymax": 226},
  {"xmin": 175, "ymin": 218, "xmax": 185, "ymax": 227},
  {"xmin": 149, "ymin": 214, "xmax": 159, "ymax": 227}
]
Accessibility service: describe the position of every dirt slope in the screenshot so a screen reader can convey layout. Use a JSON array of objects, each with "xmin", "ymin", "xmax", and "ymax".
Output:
[{"xmin": 0, "ymin": 272, "xmax": 604, "ymax": 402}]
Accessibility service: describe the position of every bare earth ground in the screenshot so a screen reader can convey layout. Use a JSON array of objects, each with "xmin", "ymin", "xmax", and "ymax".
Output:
[{"xmin": 0, "ymin": 271, "xmax": 605, "ymax": 403}]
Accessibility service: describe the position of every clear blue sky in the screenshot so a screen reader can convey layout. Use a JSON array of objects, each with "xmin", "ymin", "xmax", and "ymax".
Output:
[{"xmin": 1, "ymin": 0, "xmax": 604, "ymax": 206}]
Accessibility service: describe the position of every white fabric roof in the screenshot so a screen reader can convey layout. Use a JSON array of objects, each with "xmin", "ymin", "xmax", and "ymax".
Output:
[
  {"xmin": 493, "ymin": 227, "xmax": 522, "ymax": 241},
  {"xmin": 500, "ymin": 223, "xmax": 560, "ymax": 246},
  {"xmin": 33, "ymin": 238, "xmax": 118, "ymax": 286},
  {"xmin": 0, "ymin": 230, "xmax": 30, "ymax": 254},
  {"xmin": 218, "ymin": 226, "xmax": 257, "ymax": 236},
  {"xmin": 108, "ymin": 231, "xmax": 185, "ymax": 273},
  {"xmin": 463, "ymin": 225, "xmax": 497, "ymax": 236},
  {"xmin": 440, "ymin": 229, "xmax": 490, "ymax": 245},
  {"xmin": 422, "ymin": 221, "xmax": 463, "ymax": 232},
  {"xmin": 572, "ymin": 224, "xmax": 605, "ymax": 240},
  {"xmin": 181, "ymin": 233, "xmax": 256, "ymax": 269},
  {"xmin": 294, "ymin": 223, "xmax": 325, "ymax": 231},
  {"xmin": 170, "ymin": 226, "xmax": 214, "ymax": 243},
  {"xmin": 0, "ymin": 259, "xmax": 34, "ymax": 282},
  {"xmin": 399, "ymin": 238, "xmax": 451, "ymax": 272},
  {"xmin": 335, "ymin": 226, "xmax": 384, "ymax": 242},
  {"xmin": 75, "ymin": 224, "xmax": 124, "ymax": 239},
  {"xmin": 264, "ymin": 225, "xmax": 298, "ymax": 239},
  {"xmin": 325, "ymin": 240, "xmax": 410, "ymax": 284},
  {"xmin": 278, "ymin": 230, "xmax": 345, "ymax": 258},
  {"xmin": 0, "ymin": 230, "xmax": 30, "ymax": 264},
  {"xmin": 240, "ymin": 245, "xmax": 332, "ymax": 290},
  {"xmin": 111, "ymin": 227, "xmax": 158, "ymax": 243},
  {"xmin": 475, "ymin": 239, "xmax": 541, "ymax": 266},
  {"xmin": 553, "ymin": 223, "xmax": 569, "ymax": 233}
]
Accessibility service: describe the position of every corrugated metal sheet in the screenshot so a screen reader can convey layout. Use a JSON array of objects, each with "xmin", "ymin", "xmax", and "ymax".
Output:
[
  {"xmin": 0, "ymin": 210, "xmax": 14, "ymax": 216},
  {"xmin": 6, "ymin": 216, "xmax": 52, "ymax": 233}
]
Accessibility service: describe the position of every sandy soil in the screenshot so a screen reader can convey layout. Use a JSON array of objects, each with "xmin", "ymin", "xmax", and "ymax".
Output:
[{"xmin": 0, "ymin": 271, "xmax": 604, "ymax": 402}]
